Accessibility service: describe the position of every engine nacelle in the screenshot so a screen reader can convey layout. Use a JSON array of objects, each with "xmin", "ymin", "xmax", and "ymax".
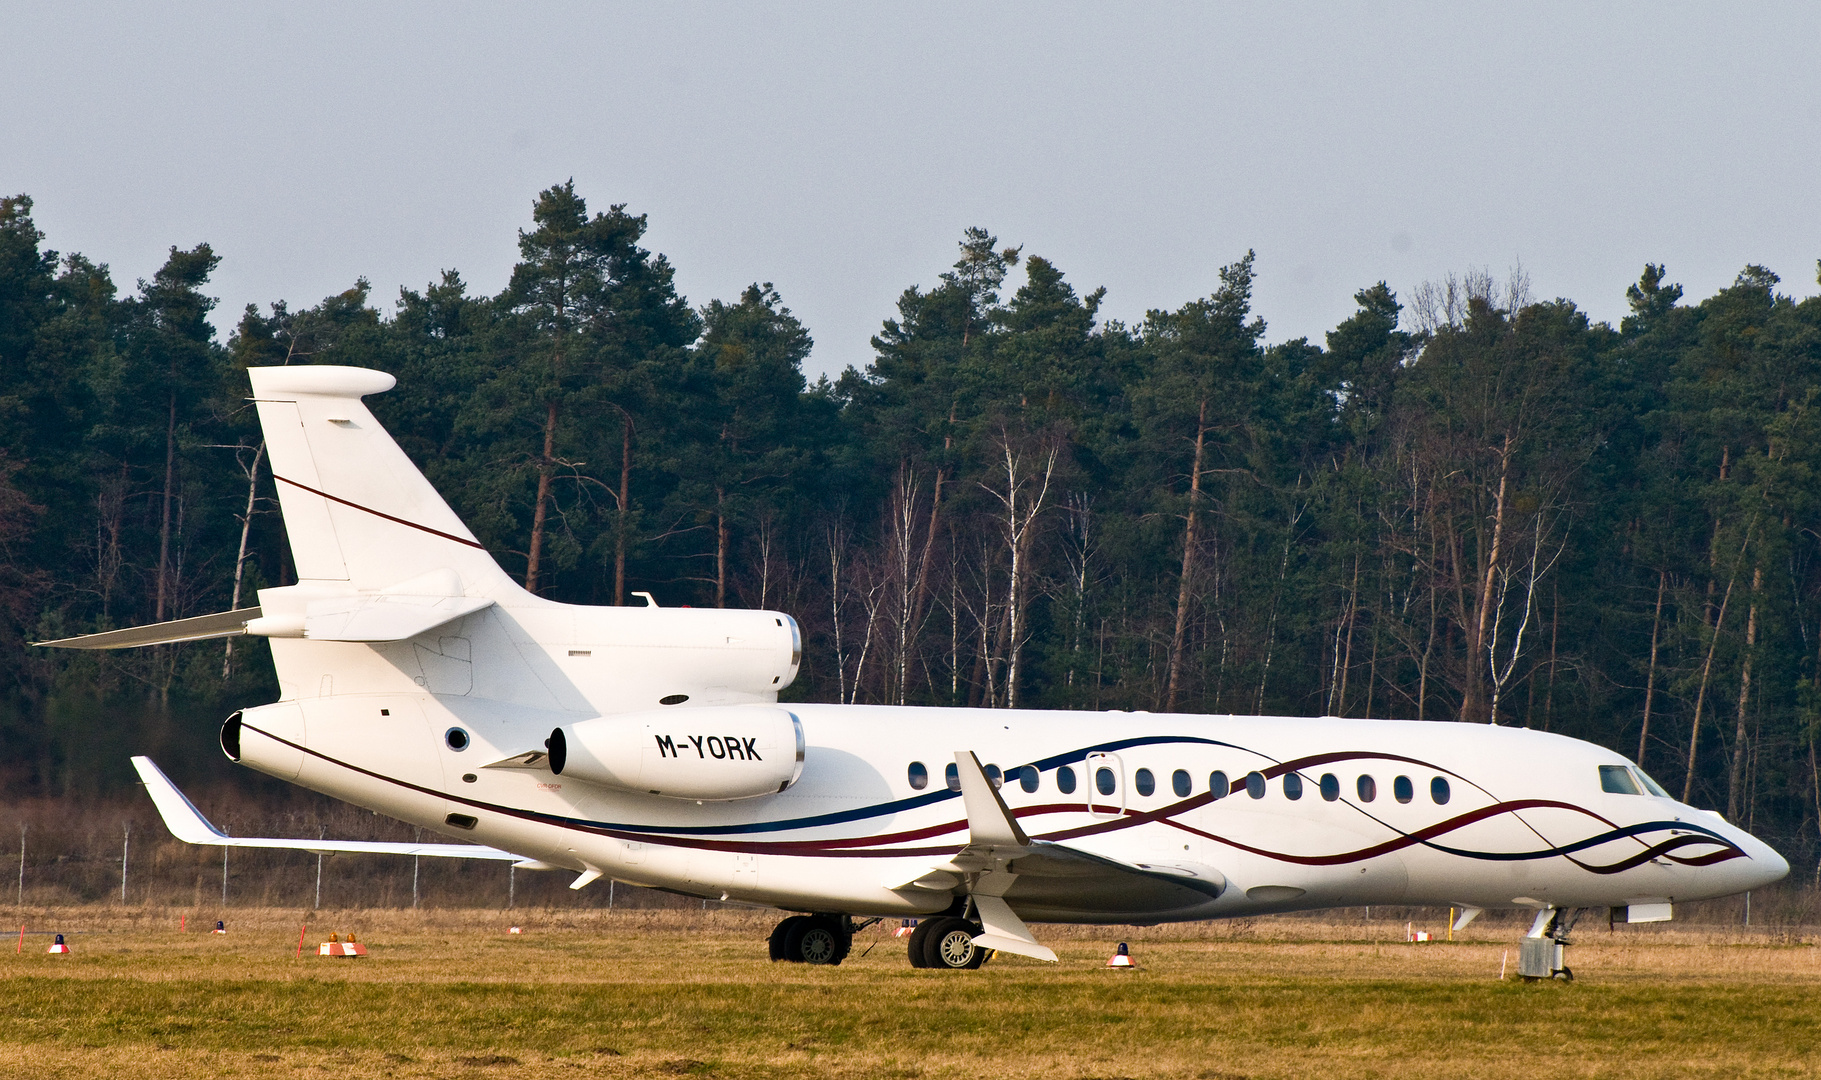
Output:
[{"xmin": 548, "ymin": 705, "xmax": 805, "ymax": 801}]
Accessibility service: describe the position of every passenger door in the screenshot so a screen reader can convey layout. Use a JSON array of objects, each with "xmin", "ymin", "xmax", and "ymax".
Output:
[{"xmin": 1085, "ymin": 751, "xmax": 1125, "ymax": 818}]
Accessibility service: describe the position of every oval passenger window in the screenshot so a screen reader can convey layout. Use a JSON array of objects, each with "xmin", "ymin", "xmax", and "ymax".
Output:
[
  {"xmin": 1209, "ymin": 770, "xmax": 1229, "ymax": 799},
  {"xmin": 1357, "ymin": 775, "xmax": 1377, "ymax": 802},
  {"xmin": 1095, "ymin": 767, "xmax": 1116, "ymax": 796},
  {"xmin": 1394, "ymin": 775, "xmax": 1414, "ymax": 803},
  {"xmin": 908, "ymin": 761, "xmax": 928, "ymax": 790},
  {"xmin": 1019, "ymin": 766, "xmax": 1039, "ymax": 793},
  {"xmin": 1245, "ymin": 771, "xmax": 1266, "ymax": 799},
  {"xmin": 984, "ymin": 764, "xmax": 1003, "ymax": 789},
  {"xmin": 1320, "ymin": 773, "xmax": 1340, "ymax": 801},
  {"xmin": 1172, "ymin": 769, "xmax": 1191, "ymax": 797},
  {"xmin": 1056, "ymin": 766, "xmax": 1077, "ymax": 794},
  {"xmin": 1431, "ymin": 776, "xmax": 1450, "ymax": 804},
  {"xmin": 944, "ymin": 763, "xmax": 960, "ymax": 792},
  {"xmin": 1283, "ymin": 773, "xmax": 1303, "ymax": 800},
  {"xmin": 1134, "ymin": 768, "xmax": 1155, "ymax": 796}
]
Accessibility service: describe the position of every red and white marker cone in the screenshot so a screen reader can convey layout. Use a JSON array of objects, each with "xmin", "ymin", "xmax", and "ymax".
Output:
[
  {"xmin": 46, "ymin": 933, "xmax": 71, "ymax": 955},
  {"xmin": 894, "ymin": 919, "xmax": 918, "ymax": 938},
  {"xmin": 1106, "ymin": 942, "xmax": 1137, "ymax": 968},
  {"xmin": 318, "ymin": 931, "xmax": 368, "ymax": 957}
]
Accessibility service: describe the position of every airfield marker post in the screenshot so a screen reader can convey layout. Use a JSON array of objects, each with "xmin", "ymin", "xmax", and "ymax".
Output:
[
  {"xmin": 295, "ymin": 924, "xmax": 306, "ymax": 960},
  {"xmin": 119, "ymin": 822, "xmax": 128, "ymax": 903}
]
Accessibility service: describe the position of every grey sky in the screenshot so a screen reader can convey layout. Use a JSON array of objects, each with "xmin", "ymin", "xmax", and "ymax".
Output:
[{"xmin": 5, "ymin": 2, "xmax": 1818, "ymax": 380}]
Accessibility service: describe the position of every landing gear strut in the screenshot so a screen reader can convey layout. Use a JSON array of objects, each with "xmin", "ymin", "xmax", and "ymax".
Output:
[
  {"xmin": 1518, "ymin": 906, "xmax": 1580, "ymax": 982},
  {"xmin": 906, "ymin": 916, "xmax": 988, "ymax": 969},
  {"xmin": 768, "ymin": 914, "xmax": 854, "ymax": 965}
]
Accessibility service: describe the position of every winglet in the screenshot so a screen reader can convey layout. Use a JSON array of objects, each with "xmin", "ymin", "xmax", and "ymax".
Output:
[
  {"xmin": 132, "ymin": 755, "xmax": 230, "ymax": 844},
  {"xmin": 952, "ymin": 751, "xmax": 1030, "ymax": 848}
]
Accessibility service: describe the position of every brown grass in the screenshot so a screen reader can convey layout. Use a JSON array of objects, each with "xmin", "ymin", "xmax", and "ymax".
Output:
[{"xmin": 0, "ymin": 905, "xmax": 1818, "ymax": 1079}]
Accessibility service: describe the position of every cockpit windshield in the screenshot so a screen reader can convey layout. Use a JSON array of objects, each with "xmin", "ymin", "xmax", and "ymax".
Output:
[{"xmin": 1634, "ymin": 767, "xmax": 1672, "ymax": 798}]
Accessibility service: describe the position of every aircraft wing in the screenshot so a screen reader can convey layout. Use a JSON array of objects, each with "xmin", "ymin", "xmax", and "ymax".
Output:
[
  {"xmin": 131, "ymin": 756, "xmax": 536, "ymax": 863},
  {"xmin": 889, "ymin": 753, "xmax": 1227, "ymax": 962}
]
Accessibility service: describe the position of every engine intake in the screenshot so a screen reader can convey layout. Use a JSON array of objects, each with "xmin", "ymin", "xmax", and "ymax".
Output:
[{"xmin": 549, "ymin": 705, "xmax": 805, "ymax": 801}]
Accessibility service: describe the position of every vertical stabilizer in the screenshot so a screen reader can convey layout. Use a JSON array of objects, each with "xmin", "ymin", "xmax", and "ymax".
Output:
[{"xmin": 247, "ymin": 366, "xmax": 513, "ymax": 594}]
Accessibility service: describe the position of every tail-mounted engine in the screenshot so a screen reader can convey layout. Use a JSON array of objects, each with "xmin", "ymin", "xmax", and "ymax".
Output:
[{"xmin": 546, "ymin": 705, "xmax": 805, "ymax": 801}]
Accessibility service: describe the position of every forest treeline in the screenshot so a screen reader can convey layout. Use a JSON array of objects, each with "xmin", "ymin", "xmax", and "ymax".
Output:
[{"xmin": 3, "ymin": 185, "xmax": 1821, "ymax": 866}]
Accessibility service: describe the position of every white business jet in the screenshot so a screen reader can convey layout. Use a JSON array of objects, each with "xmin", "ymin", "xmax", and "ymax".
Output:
[{"xmin": 44, "ymin": 366, "xmax": 1787, "ymax": 971}]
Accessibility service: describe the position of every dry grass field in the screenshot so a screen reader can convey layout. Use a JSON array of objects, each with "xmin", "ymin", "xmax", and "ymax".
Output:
[{"xmin": 0, "ymin": 905, "xmax": 1818, "ymax": 1079}]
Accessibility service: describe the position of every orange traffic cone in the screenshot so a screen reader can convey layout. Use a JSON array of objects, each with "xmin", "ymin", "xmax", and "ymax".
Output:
[
  {"xmin": 46, "ymin": 933, "xmax": 71, "ymax": 955},
  {"xmin": 1106, "ymin": 942, "xmax": 1136, "ymax": 968}
]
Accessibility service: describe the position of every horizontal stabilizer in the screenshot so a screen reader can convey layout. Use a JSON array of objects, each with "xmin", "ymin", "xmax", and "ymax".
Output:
[
  {"xmin": 131, "ymin": 756, "xmax": 525, "ymax": 861},
  {"xmin": 304, "ymin": 593, "xmax": 494, "ymax": 642},
  {"xmin": 35, "ymin": 607, "xmax": 263, "ymax": 650}
]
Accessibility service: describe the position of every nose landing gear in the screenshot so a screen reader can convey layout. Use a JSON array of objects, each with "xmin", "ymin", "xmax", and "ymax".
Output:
[{"xmin": 1517, "ymin": 906, "xmax": 1580, "ymax": 982}]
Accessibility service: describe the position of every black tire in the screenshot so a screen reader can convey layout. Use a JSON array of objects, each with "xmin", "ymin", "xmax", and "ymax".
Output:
[
  {"xmin": 769, "ymin": 915, "xmax": 808, "ymax": 962},
  {"xmin": 905, "ymin": 919, "xmax": 935, "ymax": 968},
  {"xmin": 921, "ymin": 918, "xmax": 986, "ymax": 970},
  {"xmin": 790, "ymin": 914, "xmax": 852, "ymax": 961},
  {"xmin": 784, "ymin": 915, "xmax": 852, "ymax": 965}
]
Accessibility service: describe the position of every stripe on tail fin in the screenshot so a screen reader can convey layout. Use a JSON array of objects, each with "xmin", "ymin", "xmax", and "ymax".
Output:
[{"xmin": 248, "ymin": 366, "xmax": 515, "ymax": 595}]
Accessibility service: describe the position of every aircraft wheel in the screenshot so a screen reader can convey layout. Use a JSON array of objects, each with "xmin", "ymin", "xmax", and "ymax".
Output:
[
  {"xmin": 905, "ymin": 918, "xmax": 935, "ymax": 968},
  {"xmin": 921, "ymin": 918, "xmax": 986, "ymax": 970},
  {"xmin": 769, "ymin": 915, "xmax": 809, "ymax": 962},
  {"xmin": 784, "ymin": 915, "xmax": 852, "ymax": 965}
]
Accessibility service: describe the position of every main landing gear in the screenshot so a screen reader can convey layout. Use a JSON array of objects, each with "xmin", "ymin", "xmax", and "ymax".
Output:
[
  {"xmin": 768, "ymin": 914, "xmax": 855, "ymax": 965},
  {"xmin": 767, "ymin": 914, "xmax": 992, "ymax": 969},
  {"xmin": 906, "ymin": 917, "xmax": 990, "ymax": 970}
]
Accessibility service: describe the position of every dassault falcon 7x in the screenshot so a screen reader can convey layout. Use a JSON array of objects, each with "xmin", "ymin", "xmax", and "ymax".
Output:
[{"xmin": 45, "ymin": 366, "xmax": 1787, "ymax": 971}]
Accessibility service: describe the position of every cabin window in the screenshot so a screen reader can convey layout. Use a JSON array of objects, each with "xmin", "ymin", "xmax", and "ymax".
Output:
[
  {"xmin": 1018, "ymin": 766, "xmax": 1040, "ymax": 793},
  {"xmin": 1172, "ymin": 769, "xmax": 1191, "ymax": 797},
  {"xmin": 1357, "ymin": 775, "xmax": 1377, "ymax": 802},
  {"xmin": 444, "ymin": 727, "xmax": 470, "ymax": 752},
  {"xmin": 1394, "ymin": 775, "xmax": 1414, "ymax": 803},
  {"xmin": 1096, "ymin": 767, "xmax": 1117, "ymax": 797},
  {"xmin": 1320, "ymin": 773, "xmax": 1340, "ymax": 801},
  {"xmin": 1431, "ymin": 777, "xmax": 1451, "ymax": 804},
  {"xmin": 908, "ymin": 761, "xmax": 929, "ymax": 790},
  {"xmin": 1134, "ymin": 768, "xmax": 1155, "ymax": 796},
  {"xmin": 944, "ymin": 763, "xmax": 961, "ymax": 791},
  {"xmin": 985, "ymin": 764, "xmax": 1003, "ymax": 789},
  {"xmin": 1245, "ymin": 771, "xmax": 1266, "ymax": 799},
  {"xmin": 1057, "ymin": 766, "xmax": 1078, "ymax": 794},
  {"xmin": 1209, "ymin": 770, "xmax": 1229, "ymax": 799},
  {"xmin": 1283, "ymin": 773, "xmax": 1303, "ymax": 800},
  {"xmin": 1599, "ymin": 765, "xmax": 1642, "ymax": 795}
]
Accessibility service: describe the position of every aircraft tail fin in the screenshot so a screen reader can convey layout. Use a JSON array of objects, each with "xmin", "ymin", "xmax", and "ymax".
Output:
[{"xmin": 247, "ymin": 366, "xmax": 513, "ymax": 594}]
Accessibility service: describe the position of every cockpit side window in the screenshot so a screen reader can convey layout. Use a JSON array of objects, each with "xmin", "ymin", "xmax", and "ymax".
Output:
[{"xmin": 1599, "ymin": 764, "xmax": 1642, "ymax": 795}]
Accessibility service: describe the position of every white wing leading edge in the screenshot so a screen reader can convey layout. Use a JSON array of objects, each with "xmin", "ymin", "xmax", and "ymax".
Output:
[{"xmin": 131, "ymin": 755, "xmax": 539, "ymax": 864}]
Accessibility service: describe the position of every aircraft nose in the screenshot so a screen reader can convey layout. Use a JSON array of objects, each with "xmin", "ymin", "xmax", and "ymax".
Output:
[{"xmin": 1730, "ymin": 829, "xmax": 1790, "ymax": 891}]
